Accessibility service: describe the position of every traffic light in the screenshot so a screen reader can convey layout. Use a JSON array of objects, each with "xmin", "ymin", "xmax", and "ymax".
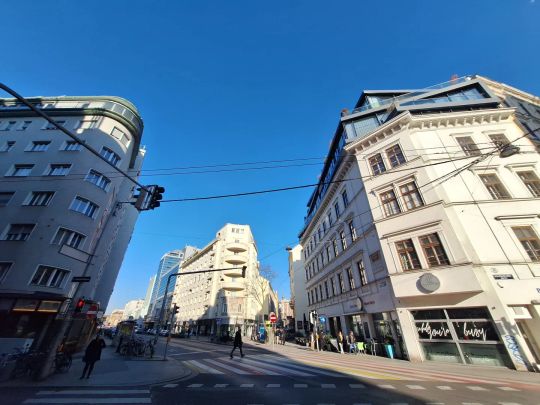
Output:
[
  {"xmin": 132, "ymin": 187, "xmax": 150, "ymax": 211},
  {"xmin": 241, "ymin": 265, "xmax": 247, "ymax": 278},
  {"xmin": 74, "ymin": 298, "xmax": 85, "ymax": 313},
  {"xmin": 149, "ymin": 185, "xmax": 165, "ymax": 209},
  {"xmin": 172, "ymin": 304, "xmax": 179, "ymax": 315}
]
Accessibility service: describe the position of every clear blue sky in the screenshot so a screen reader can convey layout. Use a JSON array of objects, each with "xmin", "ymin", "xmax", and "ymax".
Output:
[{"xmin": 1, "ymin": 1, "xmax": 538, "ymax": 312}]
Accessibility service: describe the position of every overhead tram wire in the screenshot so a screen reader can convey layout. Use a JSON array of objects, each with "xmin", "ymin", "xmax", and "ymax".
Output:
[{"xmin": 0, "ymin": 82, "xmax": 148, "ymax": 192}]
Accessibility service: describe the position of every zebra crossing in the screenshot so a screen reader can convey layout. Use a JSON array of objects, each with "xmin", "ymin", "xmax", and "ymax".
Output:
[{"xmin": 22, "ymin": 389, "xmax": 151, "ymax": 404}]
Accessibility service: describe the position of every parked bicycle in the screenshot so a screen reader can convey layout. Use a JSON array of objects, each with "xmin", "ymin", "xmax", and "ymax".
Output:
[
  {"xmin": 10, "ymin": 351, "xmax": 46, "ymax": 379},
  {"xmin": 54, "ymin": 351, "xmax": 72, "ymax": 373},
  {"xmin": 119, "ymin": 337, "xmax": 154, "ymax": 357}
]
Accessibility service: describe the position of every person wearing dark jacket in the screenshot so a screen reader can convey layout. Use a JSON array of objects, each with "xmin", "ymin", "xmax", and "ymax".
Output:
[
  {"xmin": 230, "ymin": 327, "xmax": 245, "ymax": 359},
  {"xmin": 80, "ymin": 335, "xmax": 106, "ymax": 379}
]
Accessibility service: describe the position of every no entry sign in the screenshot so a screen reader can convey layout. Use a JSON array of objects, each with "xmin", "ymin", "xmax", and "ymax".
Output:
[{"xmin": 269, "ymin": 312, "xmax": 277, "ymax": 323}]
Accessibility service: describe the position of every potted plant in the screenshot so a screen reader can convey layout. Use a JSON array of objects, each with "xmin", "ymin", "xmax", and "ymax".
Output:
[{"xmin": 383, "ymin": 335, "xmax": 395, "ymax": 359}]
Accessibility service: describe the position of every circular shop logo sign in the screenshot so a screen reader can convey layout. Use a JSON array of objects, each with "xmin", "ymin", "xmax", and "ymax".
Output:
[{"xmin": 418, "ymin": 273, "xmax": 441, "ymax": 293}]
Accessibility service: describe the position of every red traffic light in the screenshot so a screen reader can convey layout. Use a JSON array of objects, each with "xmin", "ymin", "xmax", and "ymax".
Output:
[{"xmin": 74, "ymin": 298, "xmax": 85, "ymax": 313}]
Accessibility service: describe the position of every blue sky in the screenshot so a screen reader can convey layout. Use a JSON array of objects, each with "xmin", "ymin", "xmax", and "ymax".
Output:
[{"xmin": 1, "ymin": 1, "xmax": 539, "ymax": 312}]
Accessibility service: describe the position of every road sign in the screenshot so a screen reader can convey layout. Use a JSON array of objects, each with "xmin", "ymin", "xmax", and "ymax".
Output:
[
  {"xmin": 72, "ymin": 276, "xmax": 91, "ymax": 283},
  {"xmin": 269, "ymin": 312, "xmax": 277, "ymax": 323}
]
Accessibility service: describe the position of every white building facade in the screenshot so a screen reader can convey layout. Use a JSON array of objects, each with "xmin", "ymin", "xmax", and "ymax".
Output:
[
  {"xmin": 172, "ymin": 224, "xmax": 275, "ymax": 337},
  {"xmin": 0, "ymin": 96, "xmax": 145, "ymax": 351},
  {"xmin": 300, "ymin": 76, "xmax": 540, "ymax": 371},
  {"xmin": 122, "ymin": 299, "xmax": 145, "ymax": 324},
  {"xmin": 288, "ymin": 244, "xmax": 308, "ymax": 334}
]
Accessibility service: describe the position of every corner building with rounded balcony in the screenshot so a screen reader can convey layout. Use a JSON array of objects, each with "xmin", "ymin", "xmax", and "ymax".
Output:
[
  {"xmin": 0, "ymin": 96, "xmax": 145, "ymax": 352},
  {"xmin": 299, "ymin": 75, "xmax": 540, "ymax": 371}
]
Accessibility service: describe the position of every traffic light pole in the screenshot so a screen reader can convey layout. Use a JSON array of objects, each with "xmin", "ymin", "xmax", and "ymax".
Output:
[{"xmin": 155, "ymin": 266, "xmax": 246, "ymax": 360}]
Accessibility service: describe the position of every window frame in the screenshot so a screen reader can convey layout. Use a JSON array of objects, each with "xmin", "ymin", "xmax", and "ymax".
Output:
[
  {"xmin": 346, "ymin": 267, "xmax": 355, "ymax": 290},
  {"xmin": 26, "ymin": 140, "xmax": 51, "ymax": 152},
  {"xmin": 385, "ymin": 144, "xmax": 406, "ymax": 168},
  {"xmin": 69, "ymin": 196, "xmax": 99, "ymax": 219},
  {"xmin": 43, "ymin": 120, "xmax": 66, "ymax": 130},
  {"xmin": 341, "ymin": 189, "xmax": 349, "ymax": 208},
  {"xmin": 399, "ymin": 180, "xmax": 424, "ymax": 210},
  {"xmin": 456, "ymin": 135, "xmax": 481, "ymax": 156},
  {"xmin": 380, "ymin": 188, "xmax": 401, "ymax": 217},
  {"xmin": 7, "ymin": 164, "xmax": 34, "ymax": 177},
  {"xmin": 45, "ymin": 164, "xmax": 72, "ymax": 177},
  {"xmin": 516, "ymin": 170, "xmax": 540, "ymax": 197},
  {"xmin": 0, "ymin": 192, "xmax": 15, "ymax": 207},
  {"xmin": 478, "ymin": 173, "xmax": 511, "ymax": 200},
  {"xmin": 357, "ymin": 259, "xmax": 367, "ymax": 286},
  {"xmin": 369, "ymin": 153, "xmax": 386, "ymax": 175},
  {"xmin": 51, "ymin": 227, "xmax": 87, "ymax": 250},
  {"xmin": 100, "ymin": 146, "xmax": 121, "ymax": 167},
  {"xmin": 85, "ymin": 169, "xmax": 111, "ymax": 191},
  {"xmin": 29, "ymin": 265, "xmax": 70, "ymax": 288},
  {"xmin": 24, "ymin": 191, "xmax": 55, "ymax": 207},
  {"xmin": 2, "ymin": 223, "xmax": 36, "ymax": 241},
  {"xmin": 512, "ymin": 226, "xmax": 540, "ymax": 262},
  {"xmin": 395, "ymin": 238, "xmax": 422, "ymax": 271},
  {"xmin": 418, "ymin": 233, "xmax": 450, "ymax": 267}
]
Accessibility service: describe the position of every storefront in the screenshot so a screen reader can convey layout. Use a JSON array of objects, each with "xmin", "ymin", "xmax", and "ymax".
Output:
[{"xmin": 411, "ymin": 306, "xmax": 513, "ymax": 367}]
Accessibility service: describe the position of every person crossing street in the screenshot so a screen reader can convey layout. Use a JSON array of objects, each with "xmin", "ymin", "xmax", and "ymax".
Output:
[{"xmin": 230, "ymin": 327, "xmax": 245, "ymax": 359}]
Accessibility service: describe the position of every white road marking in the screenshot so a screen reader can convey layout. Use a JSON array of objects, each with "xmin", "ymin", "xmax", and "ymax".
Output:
[
  {"xmin": 467, "ymin": 386, "xmax": 488, "ymax": 391},
  {"xmin": 349, "ymin": 384, "xmax": 366, "ymax": 389},
  {"xmin": 204, "ymin": 358, "xmax": 251, "ymax": 375},
  {"xmin": 36, "ymin": 390, "xmax": 150, "ymax": 395},
  {"xmin": 220, "ymin": 357, "xmax": 280, "ymax": 375},
  {"xmin": 266, "ymin": 384, "xmax": 280, "ymax": 388},
  {"xmin": 378, "ymin": 384, "xmax": 395, "ymax": 389},
  {"xmin": 163, "ymin": 384, "xmax": 178, "ymax": 388},
  {"xmin": 241, "ymin": 383, "xmax": 255, "ymax": 388},
  {"xmin": 436, "ymin": 386, "xmax": 453, "ymax": 390},
  {"xmin": 240, "ymin": 357, "xmax": 315, "ymax": 377},
  {"xmin": 214, "ymin": 383, "xmax": 228, "ymax": 388},
  {"xmin": 258, "ymin": 356, "xmax": 344, "ymax": 377},
  {"xmin": 498, "ymin": 403, "xmax": 522, "ymax": 405},
  {"xmin": 294, "ymin": 384, "xmax": 307, "ymax": 388},
  {"xmin": 186, "ymin": 360, "xmax": 224, "ymax": 374},
  {"xmin": 187, "ymin": 383, "xmax": 203, "ymax": 388},
  {"xmin": 25, "ymin": 400, "xmax": 150, "ymax": 404},
  {"xmin": 498, "ymin": 387, "xmax": 519, "ymax": 391},
  {"xmin": 406, "ymin": 384, "xmax": 425, "ymax": 390},
  {"xmin": 321, "ymin": 383, "xmax": 336, "ymax": 388},
  {"xmin": 462, "ymin": 403, "xmax": 483, "ymax": 405}
]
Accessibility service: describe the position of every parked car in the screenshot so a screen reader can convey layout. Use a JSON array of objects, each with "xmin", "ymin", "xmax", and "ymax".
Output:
[{"xmin": 159, "ymin": 329, "xmax": 169, "ymax": 336}]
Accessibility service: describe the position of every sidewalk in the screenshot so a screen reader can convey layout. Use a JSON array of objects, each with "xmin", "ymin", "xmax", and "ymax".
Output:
[{"xmin": 1, "ymin": 339, "xmax": 192, "ymax": 388}]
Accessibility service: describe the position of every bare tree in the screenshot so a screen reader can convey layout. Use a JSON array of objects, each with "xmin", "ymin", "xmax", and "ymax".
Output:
[{"xmin": 247, "ymin": 265, "xmax": 276, "ymax": 312}]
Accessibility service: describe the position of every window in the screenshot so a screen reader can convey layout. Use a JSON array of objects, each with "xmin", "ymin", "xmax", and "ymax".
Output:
[
  {"xmin": 456, "ymin": 136, "xmax": 481, "ymax": 156},
  {"xmin": 25, "ymin": 191, "xmax": 54, "ymax": 206},
  {"xmin": 318, "ymin": 227, "xmax": 322, "ymax": 241},
  {"xmin": 76, "ymin": 119, "xmax": 98, "ymax": 130},
  {"xmin": 380, "ymin": 189, "xmax": 401, "ymax": 216},
  {"xmin": 28, "ymin": 141, "xmax": 50, "ymax": 152},
  {"xmin": 419, "ymin": 233, "xmax": 450, "ymax": 267},
  {"xmin": 111, "ymin": 127, "xmax": 130, "ymax": 147},
  {"xmin": 338, "ymin": 273, "xmax": 345, "ymax": 293},
  {"xmin": 479, "ymin": 173, "xmax": 510, "ymax": 199},
  {"xmin": 395, "ymin": 239, "xmax": 422, "ymax": 270},
  {"xmin": 62, "ymin": 141, "xmax": 82, "ymax": 151},
  {"xmin": 349, "ymin": 220, "xmax": 357, "ymax": 241},
  {"xmin": 53, "ymin": 228, "xmax": 86, "ymax": 249},
  {"xmin": 70, "ymin": 196, "xmax": 99, "ymax": 218},
  {"xmin": 0, "ymin": 141, "xmax": 15, "ymax": 152},
  {"xmin": 370, "ymin": 251, "xmax": 380, "ymax": 262},
  {"xmin": 8, "ymin": 164, "xmax": 33, "ymax": 177},
  {"xmin": 18, "ymin": 121, "xmax": 32, "ymax": 131},
  {"xmin": 0, "ymin": 192, "xmax": 14, "ymax": 206},
  {"xmin": 357, "ymin": 260, "xmax": 367, "ymax": 286},
  {"xmin": 517, "ymin": 171, "xmax": 540, "ymax": 197},
  {"xmin": 100, "ymin": 147, "xmax": 121, "ymax": 166},
  {"xmin": 330, "ymin": 277, "xmax": 336, "ymax": 296},
  {"xmin": 342, "ymin": 190, "xmax": 349, "ymax": 208},
  {"xmin": 386, "ymin": 144, "xmax": 406, "ymax": 168},
  {"xmin": 326, "ymin": 245, "xmax": 332, "ymax": 262},
  {"xmin": 369, "ymin": 153, "xmax": 386, "ymax": 175},
  {"xmin": 340, "ymin": 230, "xmax": 347, "ymax": 250},
  {"xmin": 46, "ymin": 164, "xmax": 71, "ymax": 176},
  {"xmin": 346, "ymin": 267, "xmax": 355, "ymax": 290},
  {"xmin": 319, "ymin": 285, "xmax": 323, "ymax": 301},
  {"xmin": 322, "ymin": 220, "xmax": 327, "ymax": 233},
  {"xmin": 400, "ymin": 181, "xmax": 424, "ymax": 210},
  {"xmin": 86, "ymin": 170, "xmax": 111, "ymax": 191},
  {"xmin": 315, "ymin": 287, "xmax": 319, "ymax": 302},
  {"xmin": 30, "ymin": 265, "xmax": 69, "ymax": 288},
  {"xmin": 488, "ymin": 134, "xmax": 509, "ymax": 149},
  {"xmin": 512, "ymin": 226, "xmax": 540, "ymax": 262},
  {"xmin": 0, "ymin": 121, "xmax": 17, "ymax": 131},
  {"xmin": 332, "ymin": 239, "xmax": 339, "ymax": 256},
  {"xmin": 327, "ymin": 212, "xmax": 333, "ymax": 226},
  {"xmin": 2, "ymin": 224, "xmax": 35, "ymax": 241},
  {"xmin": 324, "ymin": 281, "xmax": 329, "ymax": 298},
  {"xmin": 43, "ymin": 120, "xmax": 66, "ymax": 130},
  {"xmin": 307, "ymin": 292, "xmax": 311, "ymax": 305},
  {"xmin": 0, "ymin": 262, "xmax": 12, "ymax": 282},
  {"xmin": 334, "ymin": 202, "xmax": 341, "ymax": 218}
]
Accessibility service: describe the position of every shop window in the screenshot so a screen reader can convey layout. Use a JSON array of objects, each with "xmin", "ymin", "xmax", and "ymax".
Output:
[
  {"xmin": 380, "ymin": 189, "xmax": 401, "ymax": 217},
  {"xmin": 419, "ymin": 233, "xmax": 450, "ymax": 267},
  {"xmin": 479, "ymin": 173, "xmax": 510, "ymax": 199},
  {"xmin": 512, "ymin": 226, "xmax": 540, "ymax": 261},
  {"xmin": 488, "ymin": 133, "xmax": 509, "ymax": 149},
  {"xmin": 399, "ymin": 181, "xmax": 424, "ymax": 210},
  {"xmin": 516, "ymin": 171, "xmax": 540, "ymax": 197},
  {"xmin": 386, "ymin": 144, "xmax": 406, "ymax": 168},
  {"xmin": 395, "ymin": 239, "xmax": 422, "ymax": 271},
  {"xmin": 456, "ymin": 136, "xmax": 481, "ymax": 156},
  {"xmin": 369, "ymin": 153, "xmax": 386, "ymax": 175}
]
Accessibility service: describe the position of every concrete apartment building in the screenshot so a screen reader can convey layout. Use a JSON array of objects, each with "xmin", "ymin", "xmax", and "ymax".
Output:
[
  {"xmin": 172, "ymin": 224, "xmax": 276, "ymax": 337},
  {"xmin": 299, "ymin": 75, "xmax": 540, "ymax": 371},
  {"xmin": 287, "ymin": 244, "xmax": 308, "ymax": 334},
  {"xmin": 104, "ymin": 309, "xmax": 124, "ymax": 327},
  {"xmin": 0, "ymin": 96, "xmax": 144, "ymax": 352},
  {"xmin": 122, "ymin": 299, "xmax": 145, "ymax": 324},
  {"xmin": 146, "ymin": 246, "xmax": 199, "ymax": 325}
]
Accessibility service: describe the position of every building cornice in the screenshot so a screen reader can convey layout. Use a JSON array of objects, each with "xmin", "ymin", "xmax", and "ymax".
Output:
[{"xmin": 475, "ymin": 75, "xmax": 540, "ymax": 107}]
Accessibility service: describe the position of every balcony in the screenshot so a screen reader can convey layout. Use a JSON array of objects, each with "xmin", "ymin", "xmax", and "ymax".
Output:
[
  {"xmin": 226, "ymin": 242, "xmax": 248, "ymax": 253},
  {"xmin": 221, "ymin": 281, "xmax": 245, "ymax": 292},
  {"xmin": 223, "ymin": 268, "xmax": 244, "ymax": 278},
  {"xmin": 223, "ymin": 254, "xmax": 247, "ymax": 265}
]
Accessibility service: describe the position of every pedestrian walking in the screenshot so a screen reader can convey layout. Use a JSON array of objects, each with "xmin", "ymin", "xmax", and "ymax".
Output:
[
  {"xmin": 230, "ymin": 327, "xmax": 245, "ymax": 359},
  {"xmin": 337, "ymin": 331, "xmax": 345, "ymax": 354},
  {"xmin": 80, "ymin": 334, "xmax": 106, "ymax": 379}
]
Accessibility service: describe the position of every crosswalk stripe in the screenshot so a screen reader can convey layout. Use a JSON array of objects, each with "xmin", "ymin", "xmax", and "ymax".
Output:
[
  {"xmin": 241, "ymin": 384, "xmax": 254, "ymax": 388},
  {"xmin": 24, "ymin": 399, "xmax": 150, "ymax": 404},
  {"xmin": 497, "ymin": 387, "xmax": 519, "ymax": 391},
  {"xmin": 349, "ymin": 384, "xmax": 366, "ymax": 389},
  {"xmin": 187, "ymin": 359, "xmax": 224, "ymax": 374},
  {"xmin": 240, "ymin": 357, "xmax": 315, "ymax": 377},
  {"xmin": 294, "ymin": 384, "xmax": 307, "ymax": 388},
  {"xmin": 436, "ymin": 386, "xmax": 453, "ymax": 390},
  {"xmin": 467, "ymin": 386, "xmax": 488, "ymax": 391},
  {"xmin": 204, "ymin": 358, "xmax": 253, "ymax": 375},
  {"xmin": 187, "ymin": 384, "xmax": 203, "ymax": 388},
  {"xmin": 214, "ymin": 384, "xmax": 228, "ymax": 388},
  {"xmin": 163, "ymin": 384, "xmax": 178, "ymax": 388},
  {"xmin": 378, "ymin": 384, "xmax": 395, "ymax": 389},
  {"xmin": 36, "ymin": 390, "xmax": 150, "ymax": 395},
  {"xmin": 321, "ymin": 384, "xmax": 336, "ymax": 388},
  {"xmin": 406, "ymin": 385, "xmax": 425, "ymax": 390},
  {"xmin": 217, "ymin": 357, "xmax": 280, "ymax": 375},
  {"xmin": 266, "ymin": 384, "xmax": 280, "ymax": 388},
  {"xmin": 259, "ymin": 356, "xmax": 344, "ymax": 377}
]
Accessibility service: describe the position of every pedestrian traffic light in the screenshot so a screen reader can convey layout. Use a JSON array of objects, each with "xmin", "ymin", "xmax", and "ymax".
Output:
[
  {"xmin": 172, "ymin": 304, "xmax": 179, "ymax": 314},
  {"xmin": 132, "ymin": 187, "xmax": 150, "ymax": 211},
  {"xmin": 241, "ymin": 265, "xmax": 247, "ymax": 278},
  {"xmin": 74, "ymin": 298, "xmax": 85, "ymax": 313},
  {"xmin": 149, "ymin": 185, "xmax": 165, "ymax": 209}
]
